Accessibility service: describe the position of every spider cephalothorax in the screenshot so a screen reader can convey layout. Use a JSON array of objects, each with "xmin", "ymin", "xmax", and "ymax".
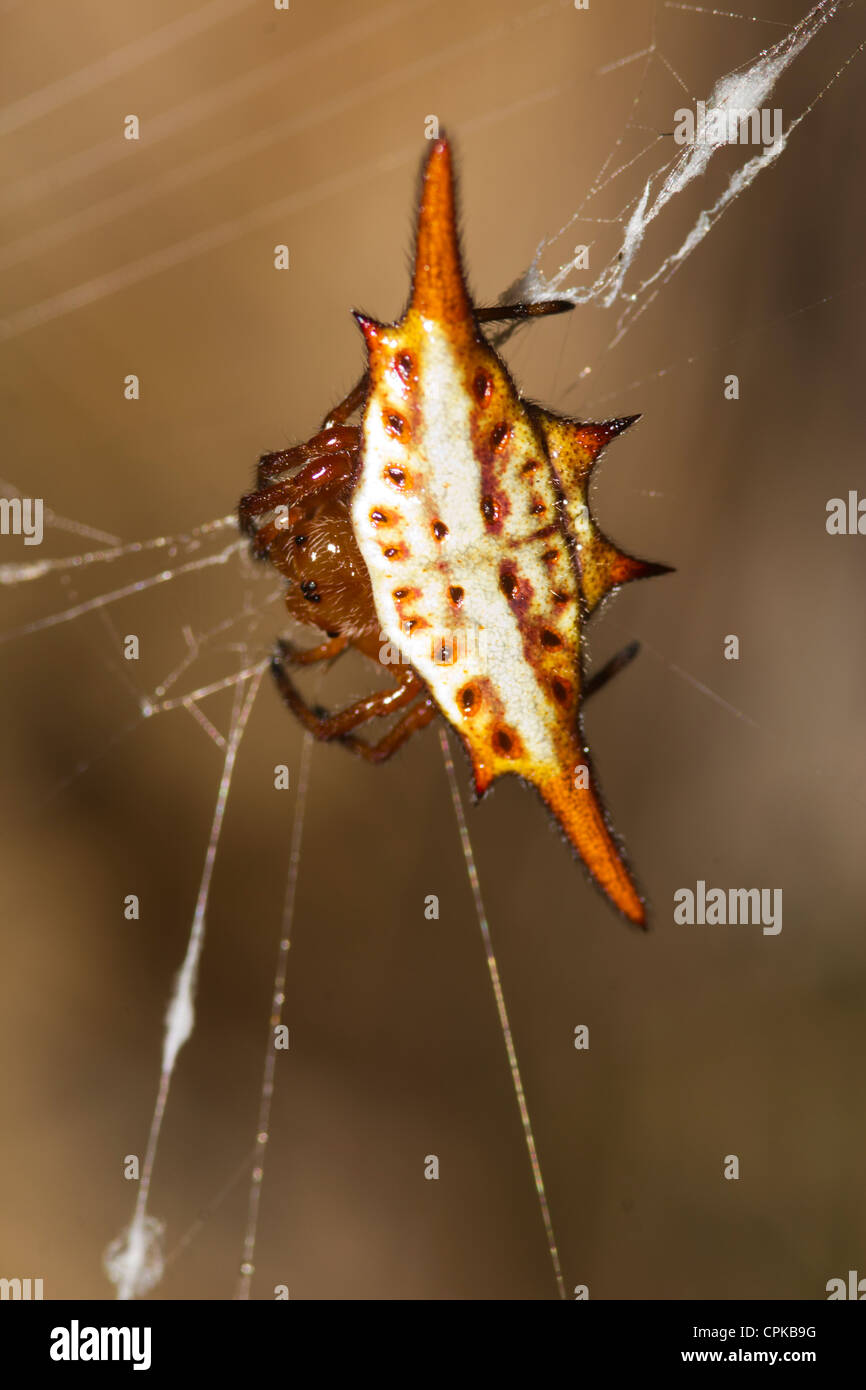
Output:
[{"xmin": 239, "ymin": 137, "xmax": 670, "ymax": 926}]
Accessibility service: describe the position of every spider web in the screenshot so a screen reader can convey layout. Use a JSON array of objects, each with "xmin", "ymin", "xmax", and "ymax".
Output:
[{"xmin": 1, "ymin": 0, "xmax": 864, "ymax": 1300}]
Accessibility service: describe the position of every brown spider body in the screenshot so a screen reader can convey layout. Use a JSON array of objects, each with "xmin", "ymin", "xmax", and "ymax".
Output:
[
  {"xmin": 239, "ymin": 137, "xmax": 671, "ymax": 926},
  {"xmin": 248, "ymin": 433, "xmax": 378, "ymax": 655}
]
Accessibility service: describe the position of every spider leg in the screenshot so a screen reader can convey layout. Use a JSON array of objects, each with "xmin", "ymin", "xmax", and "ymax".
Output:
[
  {"xmin": 256, "ymin": 425, "xmax": 358, "ymax": 487},
  {"xmin": 583, "ymin": 641, "xmax": 640, "ymax": 701},
  {"xmin": 320, "ymin": 373, "xmax": 370, "ymax": 429},
  {"xmin": 339, "ymin": 695, "xmax": 437, "ymax": 763},
  {"xmin": 270, "ymin": 651, "xmax": 424, "ymax": 739},
  {"xmin": 240, "ymin": 453, "xmax": 357, "ymax": 552},
  {"xmin": 276, "ymin": 633, "xmax": 350, "ymax": 665},
  {"xmin": 476, "ymin": 299, "xmax": 575, "ymax": 323},
  {"xmin": 239, "ymin": 479, "xmax": 300, "ymax": 539}
]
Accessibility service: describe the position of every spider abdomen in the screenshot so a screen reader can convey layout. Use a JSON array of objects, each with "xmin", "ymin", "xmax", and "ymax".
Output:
[{"xmin": 349, "ymin": 139, "xmax": 665, "ymax": 926}]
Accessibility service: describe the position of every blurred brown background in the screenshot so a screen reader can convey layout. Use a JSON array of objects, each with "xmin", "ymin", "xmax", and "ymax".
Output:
[{"xmin": 1, "ymin": 0, "xmax": 865, "ymax": 1300}]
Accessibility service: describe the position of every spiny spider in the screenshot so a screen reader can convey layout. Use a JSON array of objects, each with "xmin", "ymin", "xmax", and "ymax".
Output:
[
  {"xmin": 239, "ymin": 303, "xmax": 585, "ymax": 749},
  {"xmin": 239, "ymin": 138, "xmax": 670, "ymax": 925}
]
